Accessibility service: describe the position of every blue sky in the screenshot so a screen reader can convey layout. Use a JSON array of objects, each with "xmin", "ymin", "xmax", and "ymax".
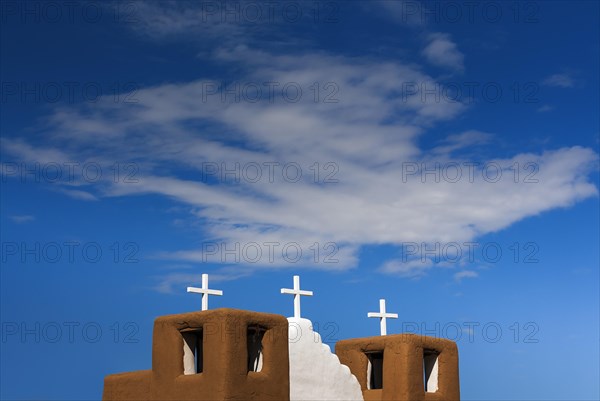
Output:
[{"xmin": 1, "ymin": 1, "xmax": 599, "ymax": 400}]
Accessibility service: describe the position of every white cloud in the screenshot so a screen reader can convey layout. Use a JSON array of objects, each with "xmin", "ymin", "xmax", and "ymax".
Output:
[
  {"xmin": 454, "ymin": 270, "xmax": 479, "ymax": 282},
  {"xmin": 422, "ymin": 33, "xmax": 465, "ymax": 72},
  {"xmin": 379, "ymin": 258, "xmax": 434, "ymax": 278},
  {"xmin": 1, "ymin": 138, "xmax": 69, "ymax": 165},
  {"xmin": 542, "ymin": 73, "xmax": 575, "ymax": 88},
  {"xmin": 58, "ymin": 189, "xmax": 98, "ymax": 201},
  {"xmin": 3, "ymin": 48, "xmax": 598, "ymax": 277}
]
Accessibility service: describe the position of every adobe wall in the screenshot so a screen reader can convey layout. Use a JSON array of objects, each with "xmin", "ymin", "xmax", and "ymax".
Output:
[
  {"xmin": 335, "ymin": 333, "xmax": 460, "ymax": 401},
  {"xmin": 103, "ymin": 371, "xmax": 151, "ymax": 401},
  {"xmin": 103, "ymin": 308, "xmax": 290, "ymax": 401}
]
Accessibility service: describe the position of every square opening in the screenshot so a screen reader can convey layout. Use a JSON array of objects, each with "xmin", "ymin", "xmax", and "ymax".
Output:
[
  {"xmin": 366, "ymin": 351, "xmax": 384, "ymax": 390},
  {"xmin": 247, "ymin": 326, "xmax": 266, "ymax": 372},
  {"xmin": 423, "ymin": 349, "xmax": 439, "ymax": 393},
  {"xmin": 182, "ymin": 329, "xmax": 203, "ymax": 375}
]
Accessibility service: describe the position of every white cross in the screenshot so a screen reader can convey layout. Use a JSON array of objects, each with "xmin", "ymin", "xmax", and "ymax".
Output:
[
  {"xmin": 187, "ymin": 273, "xmax": 223, "ymax": 311},
  {"xmin": 281, "ymin": 275, "xmax": 313, "ymax": 318},
  {"xmin": 368, "ymin": 299, "xmax": 398, "ymax": 336}
]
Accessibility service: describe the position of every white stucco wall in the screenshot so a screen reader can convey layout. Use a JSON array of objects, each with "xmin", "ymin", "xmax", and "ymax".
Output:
[{"xmin": 288, "ymin": 317, "xmax": 363, "ymax": 401}]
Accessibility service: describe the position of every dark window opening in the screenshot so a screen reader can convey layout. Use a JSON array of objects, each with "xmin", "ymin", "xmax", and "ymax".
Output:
[
  {"xmin": 247, "ymin": 326, "xmax": 266, "ymax": 372},
  {"xmin": 366, "ymin": 351, "xmax": 384, "ymax": 390},
  {"xmin": 423, "ymin": 349, "xmax": 439, "ymax": 393},
  {"xmin": 182, "ymin": 329, "xmax": 203, "ymax": 375}
]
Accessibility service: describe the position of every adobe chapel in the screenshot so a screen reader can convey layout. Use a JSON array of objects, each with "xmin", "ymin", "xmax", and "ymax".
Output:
[{"xmin": 103, "ymin": 275, "xmax": 460, "ymax": 401}]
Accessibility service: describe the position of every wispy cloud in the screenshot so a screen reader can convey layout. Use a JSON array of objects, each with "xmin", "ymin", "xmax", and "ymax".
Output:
[
  {"xmin": 422, "ymin": 33, "xmax": 465, "ymax": 72},
  {"xmin": 3, "ymin": 46, "xmax": 597, "ymax": 278},
  {"xmin": 542, "ymin": 73, "xmax": 575, "ymax": 88},
  {"xmin": 372, "ymin": 0, "xmax": 426, "ymax": 26},
  {"xmin": 432, "ymin": 130, "xmax": 492, "ymax": 155},
  {"xmin": 454, "ymin": 270, "xmax": 479, "ymax": 282},
  {"xmin": 379, "ymin": 258, "xmax": 435, "ymax": 278},
  {"xmin": 154, "ymin": 268, "xmax": 253, "ymax": 294},
  {"xmin": 537, "ymin": 105, "xmax": 554, "ymax": 113},
  {"xmin": 124, "ymin": 1, "xmax": 246, "ymax": 41},
  {"xmin": 9, "ymin": 215, "xmax": 35, "ymax": 224},
  {"xmin": 58, "ymin": 189, "xmax": 99, "ymax": 201},
  {"xmin": 124, "ymin": 0, "xmax": 296, "ymax": 51}
]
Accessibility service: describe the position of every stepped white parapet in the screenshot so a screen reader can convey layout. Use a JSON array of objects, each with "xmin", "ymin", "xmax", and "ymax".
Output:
[{"xmin": 287, "ymin": 317, "xmax": 364, "ymax": 401}]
